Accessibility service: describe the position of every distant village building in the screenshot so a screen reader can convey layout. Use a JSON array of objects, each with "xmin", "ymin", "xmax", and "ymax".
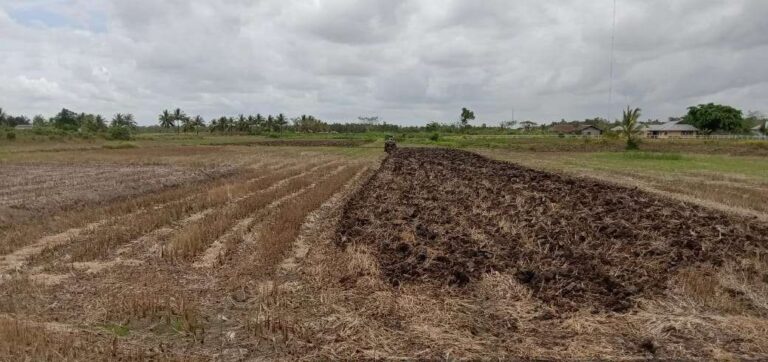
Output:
[
  {"xmin": 550, "ymin": 123, "xmax": 603, "ymax": 137},
  {"xmin": 752, "ymin": 121, "xmax": 767, "ymax": 135},
  {"xmin": 646, "ymin": 120, "xmax": 698, "ymax": 138},
  {"xmin": 14, "ymin": 124, "xmax": 33, "ymax": 130}
]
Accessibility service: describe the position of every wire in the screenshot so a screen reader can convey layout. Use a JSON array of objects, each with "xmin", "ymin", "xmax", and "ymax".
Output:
[{"xmin": 609, "ymin": 0, "xmax": 617, "ymax": 104}]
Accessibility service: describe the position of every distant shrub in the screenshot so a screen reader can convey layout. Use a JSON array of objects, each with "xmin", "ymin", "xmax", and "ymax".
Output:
[
  {"xmin": 429, "ymin": 133, "xmax": 440, "ymax": 142},
  {"xmin": 108, "ymin": 126, "xmax": 132, "ymax": 140},
  {"xmin": 102, "ymin": 142, "xmax": 138, "ymax": 149},
  {"xmin": 743, "ymin": 140, "xmax": 768, "ymax": 150},
  {"xmin": 6, "ymin": 131, "xmax": 16, "ymax": 140}
]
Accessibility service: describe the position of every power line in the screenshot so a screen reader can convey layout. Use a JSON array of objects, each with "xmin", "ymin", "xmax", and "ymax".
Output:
[{"xmin": 609, "ymin": 0, "xmax": 617, "ymax": 104}]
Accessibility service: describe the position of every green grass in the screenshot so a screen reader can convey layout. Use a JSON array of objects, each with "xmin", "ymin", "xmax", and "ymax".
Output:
[
  {"xmin": 101, "ymin": 323, "xmax": 130, "ymax": 337},
  {"xmin": 616, "ymin": 151, "xmax": 684, "ymax": 161},
  {"xmin": 579, "ymin": 152, "xmax": 768, "ymax": 179}
]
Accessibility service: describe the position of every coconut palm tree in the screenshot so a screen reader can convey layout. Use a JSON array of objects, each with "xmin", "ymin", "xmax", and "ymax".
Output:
[
  {"xmin": 236, "ymin": 114, "xmax": 248, "ymax": 132},
  {"xmin": 172, "ymin": 108, "xmax": 187, "ymax": 133},
  {"xmin": 275, "ymin": 113, "xmax": 287, "ymax": 133},
  {"xmin": 190, "ymin": 115, "xmax": 205, "ymax": 134},
  {"xmin": 94, "ymin": 115, "xmax": 107, "ymax": 130},
  {"xmin": 111, "ymin": 113, "xmax": 137, "ymax": 129},
  {"xmin": 620, "ymin": 106, "xmax": 643, "ymax": 150},
  {"xmin": 254, "ymin": 114, "xmax": 265, "ymax": 131},
  {"xmin": 209, "ymin": 118, "xmax": 219, "ymax": 133},
  {"xmin": 218, "ymin": 116, "xmax": 233, "ymax": 134},
  {"xmin": 158, "ymin": 110, "xmax": 174, "ymax": 132}
]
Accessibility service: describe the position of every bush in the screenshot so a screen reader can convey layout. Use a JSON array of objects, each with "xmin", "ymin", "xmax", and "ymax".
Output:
[
  {"xmin": 429, "ymin": 133, "xmax": 440, "ymax": 142},
  {"xmin": 626, "ymin": 138, "xmax": 640, "ymax": 150},
  {"xmin": 6, "ymin": 131, "xmax": 16, "ymax": 140},
  {"xmin": 108, "ymin": 126, "xmax": 132, "ymax": 140}
]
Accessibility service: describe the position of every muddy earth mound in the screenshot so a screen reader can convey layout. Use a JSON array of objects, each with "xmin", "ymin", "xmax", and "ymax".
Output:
[{"xmin": 336, "ymin": 148, "xmax": 768, "ymax": 312}]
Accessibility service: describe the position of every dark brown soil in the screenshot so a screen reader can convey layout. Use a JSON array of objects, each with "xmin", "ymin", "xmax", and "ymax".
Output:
[{"xmin": 336, "ymin": 148, "xmax": 768, "ymax": 312}]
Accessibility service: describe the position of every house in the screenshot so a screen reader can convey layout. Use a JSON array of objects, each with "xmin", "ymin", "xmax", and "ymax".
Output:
[
  {"xmin": 646, "ymin": 120, "xmax": 698, "ymax": 138},
  {"xmin": 752, "ymin": 121, "xmax": 767, "ymax": 135},
  {"xmin": 579, "ymin": 125, "xmax": 603, "ymax": 137},
  {"xmin": 550, "ymin": 123, "xmax": 603, "ymax": 137},
  {"xmin": 14, "ymin": 124, "xmax": 33, "ymax": 130}
]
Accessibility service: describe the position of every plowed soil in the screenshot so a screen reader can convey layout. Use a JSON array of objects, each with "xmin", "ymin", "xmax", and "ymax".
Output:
[{"xmin": 337, "ymin": 148, "xmax": 768, "ymax": 312}]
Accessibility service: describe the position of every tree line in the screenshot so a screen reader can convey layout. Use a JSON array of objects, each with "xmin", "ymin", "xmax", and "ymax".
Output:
[
  {"xmin": 1, "ymin": 107, "xmax": 138, "ymax": 140},
  {"xmin": 2, "ymin": 103, "xmax": 765, "ymax": 140}
]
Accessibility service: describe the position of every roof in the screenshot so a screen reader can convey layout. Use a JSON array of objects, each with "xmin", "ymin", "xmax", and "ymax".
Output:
[
  {"xmin": 579, "ymin": 125, "xmax": 602, "ymax": 132},
  {"xmin": 550, "ymin": 124, "xmax": 602, "ymax": 134},
  {"xmin": 550, "ymin": 124, "xmax": 579, "ymax": 133},
  {"xmin": 647, "ymin": 121, "xmax": 698, "ymax": 132},
  {"xmin": 14, "ymin": 124, "xmax": 33, "ymax": 130},
  {"xmin": 752, "ymin": 122, "xmax": 767, "ymax": 130}
]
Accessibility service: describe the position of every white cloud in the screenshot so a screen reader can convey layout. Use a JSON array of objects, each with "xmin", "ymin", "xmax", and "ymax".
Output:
[{"xmin": 0, "ymin": 0, "xmax": 766, "ymax": 125}]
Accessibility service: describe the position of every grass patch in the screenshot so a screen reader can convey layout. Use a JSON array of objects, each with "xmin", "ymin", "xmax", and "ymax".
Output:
[
  {"xmin": 620, "ymin": 151, "xmax": 684, "ymax": 161},
  {"xmin": 101, "ymin": 323, "xmax": 130, "ymax": 337}
]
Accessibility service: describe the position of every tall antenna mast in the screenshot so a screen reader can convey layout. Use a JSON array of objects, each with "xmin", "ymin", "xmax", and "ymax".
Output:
[{"xmin": 609, "ymin": 0, "xmax": 617, "ymax": 104}]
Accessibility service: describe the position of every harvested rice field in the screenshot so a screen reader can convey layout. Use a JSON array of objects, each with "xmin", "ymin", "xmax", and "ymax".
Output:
[{"xmin": 1, "ymin": 144, "xmax": 767, "ymax": 360}]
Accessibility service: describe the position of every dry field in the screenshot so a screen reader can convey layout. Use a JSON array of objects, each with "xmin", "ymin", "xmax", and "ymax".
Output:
[
  {"xmin": 0, "ymin": 143, "xmax": 378, "ymax": 360},
  {"xmin": 1, "ymin": 143, "xmax": 767, "ymax": 360}
]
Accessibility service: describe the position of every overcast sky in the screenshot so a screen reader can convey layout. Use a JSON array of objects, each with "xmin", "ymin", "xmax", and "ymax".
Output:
[{"xmin": 1, "ymin": 0, "xmax": 766, "ymax": 126}]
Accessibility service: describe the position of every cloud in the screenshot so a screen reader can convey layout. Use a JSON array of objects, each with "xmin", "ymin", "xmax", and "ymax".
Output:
[{"xmin": 0, "ymin": 0, "xmax": 766, "ymax": 125}]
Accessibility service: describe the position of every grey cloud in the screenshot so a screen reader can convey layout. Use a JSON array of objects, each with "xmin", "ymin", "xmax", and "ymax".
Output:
[{"xmin": 1, "ymin": 0, "xmax": 767, "ymax": 125}]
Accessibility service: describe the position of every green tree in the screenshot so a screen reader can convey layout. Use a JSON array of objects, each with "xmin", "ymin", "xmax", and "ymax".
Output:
[
  {"xmin": 499, "ymin": 120, "xmax": 518, "ymax": 130},
  {"xmin": 460, "ymin": 107, "xmax": 475, "ymax": 128},
  {"xmin": 0, "ymin": 108, "xmax": 6, "ymax": 126},
  {"xmin": 275, "ymin": 113, "xmax": 287, "ymax": 133},
  {"xmin": 208, "ymin": 118, "xmax": 219, "ymax": 133},
  {"xmin": 266, "ymin": 115, "xmax": 275, "ymax": 132},
  {"xmin": 217, "ymin": 116, "xmax": 233, "ymax": 133},
  {"xmin": 81, "ymin": 114, "xmax": 107, "ymax": 133},
  {"xmin": 158, "ymin": 110, "xmax": 175, "ymax": 131},
  {"xmin": 254, "ymin": 114, "xmax": 265, "ymax": 131},
  {"xmin": 52, "ymin": 108, "xmax": 79, "ymax": 131},
  {"xmin": 32, "ymin": 115, "xmax": 47, "ymax": 127},
  {"xmin": 425, "ymin": 122, "xmax": 440, "ymax": 132},
  {"xmin": 189, "ymin": 115, "xmax": 205, "ymax": 134},
  {"xmin": 293, "ymin": 115, "xmax": 328, "ymax": 133},
  {"xmin": 684, "ymin": 103, "xmax": 744, "ymax": 133},
  {"xmin": 172, "ymin": 108, "xmax": 187, "ymax": 133},
  {"xmin": 620, "ymin": 106, "xmax": 643, "ymax": 150},
  {"xmin": 111, "ymin": 113, "xmax": 137, "ymax": 129},
  {"xmin": 236, "ymin": 114, "xmax": 249, "ymax": 132}
]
